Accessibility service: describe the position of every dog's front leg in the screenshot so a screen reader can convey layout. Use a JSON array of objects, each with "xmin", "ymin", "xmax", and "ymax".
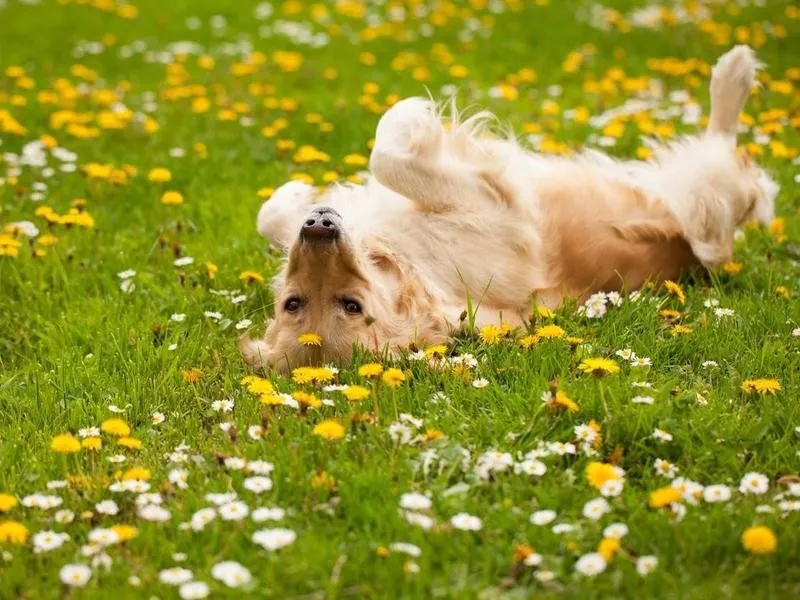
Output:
[
  {"xmin": 256, "ymin": 181, "xmax": 316, "ymax": 249},
  {"xmin": 370, "ymin": 98, "xmax": 504, "ymax": 213}
]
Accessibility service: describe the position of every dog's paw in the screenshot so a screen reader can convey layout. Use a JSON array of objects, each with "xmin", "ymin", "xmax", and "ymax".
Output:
[
  {"xmin": 257, "ymin": 181, "xmax": 315, "ymax": 243},
  {"xmin": 373, "ymin": 97, "xmax": 442, "ymax": 157}
]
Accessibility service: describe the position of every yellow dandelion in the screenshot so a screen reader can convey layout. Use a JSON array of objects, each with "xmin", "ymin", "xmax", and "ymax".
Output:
[
  {"xmin": 121, "ymin": 467, "xmax": 151, "ymax": 481},
  {"xmin": 422, "ymin": 428, "xmax": 445, "ymax": 442},
  {"xmin": 585, "ymin": 462, "xmax": 622, "ymax": 490},
  {"xmin": 553, "ymin": 390, "xmax": 579, "ymax": 413},
  {"xmin": 239, "ymin": 270, "xmax": 265, "ymax": 284},
  {"xmin": 741, "ymin": 526, "xmax": 777, "ymax": 555},
  {"xmin": 241, "ymin": 375, "xmax": 273, "ymax": 395},
  {"xmin": 598, "ymin": 537, "xmax": 621, "ymax": 562},
  {"xmin": 479, "ymin": 324, "xmax": 502, "ymax": 344},
  {"xmin": 535, "ymin": 324, "xmax": 566, "ymax": 339},
  {"xmin": 260, "ymin": 394, "xmax": 284, "ymax": 406},
  {"xmin": 311, "ymin": 470, "xmax": 336, "ymax": 490},
  {"xmin": 81, "ymin": 437, "xmax": 102, "ymax": 451},
  {"xmin": 741, "ymin": 379, "xmax": 781, "ymax": 395},
  {"xmin": 298, "ymin": 333, "xmax": 323, "ymax": 346},
  {"xmin": 147, "ymin": 167, "xmax": 172, "ymax": 182},
  {"xmin": 100, "ymin": 418, "xmax": 131, "ymax": 437},
  {"xmin": 0, "ymin": 494, "xmax": 18, "ymax": 513},
  {"xmin": 183, "ymin": 368, "xmax": 202, "ymax": 383},
  {"xmin": 775, "ymin": 286, "xmax": 790, "ymax": 300},
  {"xmin": 342, "ymin": 385, "xmax": 370, "ymax": 402},
  {"xmin": 723, "ymin": 261, "xmax": 743, "ymax": 275},
  {"xmin": 670, "ymin": 325, "xmax": 693, "ymax": 336},
  {"xmin": 381, "ymin": 368, "xmax": 407, "ymax": 388},
  {"xmin": 118, "ymin": 437, "xmax": 142, "ymax": 450},
  {"xmin": 111, "ymin": 524, "xmax": 138, "ymax": 542},
  {"xmin": 160, "ymin": 191, "xmax": 184, "ymax": 205},
  {"xmin": 519, "ymin": 335, "xmax": 537, "ymax": 349},
  {"xmin": 358, "ymin": 363, "xmax": 384, "ymax": 378},
  {"xmin": 50, "ymin": 434, "xmax": 81, "ymax": 454},
  {"xmin": 0, "ymin": 520, "xmax": 28, "ymax": 545},
  {"xmin": 205, "ymin": 263, "xmax": 218, "ymax": 280},
  {"xmin": 663, "ymin": 280, "xmax": 686, "ymax": 304},
  {"xmin": 649, "ymin": 486, "xmax": 682, "ymax": 509},
  {"xmin": 424, "ymin": 345, "xmax": 447, "ymax": 359},
  {"xmin": 293, "ymin": 391, "xmax": 322, "ymax": 410},
  {"xmin": 578, "ymin": 357, "xmax": 620, "ymax": 376},
  {"xmin": 312, "ymin": 419, "xmax": 345, "ymax": 441}
]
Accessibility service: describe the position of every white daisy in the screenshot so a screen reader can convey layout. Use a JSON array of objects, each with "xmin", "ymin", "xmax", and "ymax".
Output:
[
  {"xmin": 530, "ymin": 510, "xmax": 557, "ymax": 526},
  {"xmin": 575, "ymin": 553, "xmax": 606, "ymax": 576},
  {"xmin": 252, "ymin": 528, "xmax": 297, "ymax": 551},
  {"xmin": 60, "ymin": 564, "xmax": 92, "ymax": 587},
  {"xmin": 450, "ymin": 512, "xmax": 482, "ymax": 531},
  {"xmin": 211, "ymin": 561, "xmax": 252, "ymax": 588}
]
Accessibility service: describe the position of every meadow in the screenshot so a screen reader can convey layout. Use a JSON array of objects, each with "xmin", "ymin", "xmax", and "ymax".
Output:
[{"xmin": 0, "ymin": 0, "xmax": 799, "ymax": 598}]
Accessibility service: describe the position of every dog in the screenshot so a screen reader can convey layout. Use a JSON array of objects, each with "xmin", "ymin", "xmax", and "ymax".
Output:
[{"xmin": 242, "ymin": 45, "xmax": 777, "ymax": 372}]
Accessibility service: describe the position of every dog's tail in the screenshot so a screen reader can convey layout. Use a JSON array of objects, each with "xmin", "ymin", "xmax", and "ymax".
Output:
[{"xmin": 707, "ymin": 45, "xmax": 761, "ymax": 140}]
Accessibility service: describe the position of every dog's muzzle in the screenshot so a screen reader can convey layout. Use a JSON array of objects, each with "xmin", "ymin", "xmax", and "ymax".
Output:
[{"xmin": 300, "ymin": 206, "xmax": 341, "ymax": 242}]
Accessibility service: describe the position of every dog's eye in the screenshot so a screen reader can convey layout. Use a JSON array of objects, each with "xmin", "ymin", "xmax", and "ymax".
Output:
[
  {"xmin": 283, "ymin": 297, "xmax": 303, "ymax": 313},
  {"xmin": 342, "ymin": 298, "xmax": 362, "ymax": 314}
]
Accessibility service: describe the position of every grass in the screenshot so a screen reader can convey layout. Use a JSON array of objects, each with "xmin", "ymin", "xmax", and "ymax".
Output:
[{"xmin": 0, "ymin": 0, "xmax": 799, "ymax": 598}]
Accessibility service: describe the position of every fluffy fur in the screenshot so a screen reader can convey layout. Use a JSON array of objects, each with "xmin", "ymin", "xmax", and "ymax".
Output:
[{"xmin": 242, "ymin": 45, "xmax": 777, "ymax": 372}]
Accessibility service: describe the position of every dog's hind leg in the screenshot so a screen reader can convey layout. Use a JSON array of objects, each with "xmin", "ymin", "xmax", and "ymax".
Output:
[{"xmin": 370, "ymin": 98, "xmax": 511, "ymax": 213}]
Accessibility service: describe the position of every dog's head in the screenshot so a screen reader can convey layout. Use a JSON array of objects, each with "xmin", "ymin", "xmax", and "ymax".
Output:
[{"xmin": 242, "ymin": 205, "xmax": 449, "ymax": 372}]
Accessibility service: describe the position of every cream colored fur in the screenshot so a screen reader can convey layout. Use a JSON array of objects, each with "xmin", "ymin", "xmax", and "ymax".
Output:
[{"xmin": 244, "ymin": 45, "xmax": 777, "ymax": 371}]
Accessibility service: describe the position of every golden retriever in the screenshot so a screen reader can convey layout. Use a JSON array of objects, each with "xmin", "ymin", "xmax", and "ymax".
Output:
[{"xmin": 242, "ymin": 45, "xmax": 777, "ymax": 372}]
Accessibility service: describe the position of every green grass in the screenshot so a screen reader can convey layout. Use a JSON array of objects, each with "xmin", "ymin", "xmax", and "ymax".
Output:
[{"xmin": 1, "ymin": 0, "xmax": 799, "ymax": 598}]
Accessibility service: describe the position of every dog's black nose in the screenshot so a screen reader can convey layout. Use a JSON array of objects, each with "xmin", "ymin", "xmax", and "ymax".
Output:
[{"xmin": 300, "ymin": 206, "xmax": 341, "ymax": 241}]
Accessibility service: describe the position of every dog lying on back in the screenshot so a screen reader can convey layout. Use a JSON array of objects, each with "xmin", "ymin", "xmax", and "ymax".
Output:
[{"xmin": 242, "ymin": 45, "xmax": 777, "ymax": 372}]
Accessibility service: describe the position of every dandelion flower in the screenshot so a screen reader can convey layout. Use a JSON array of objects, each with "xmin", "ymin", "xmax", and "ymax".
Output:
[
  {"xmin": 649, "ymin": 486, "xmax": 682, "ymax": 509},
  {"xmin": 160, "ymin": 191, "xmax": 183, "ymax": 205},
  {"xmin": 0, "ymin": 494, "xmax": 18, "ymax": 513},
  {"xmin": 298, "ymin": 333, "xmax": 322, "ymax": 346},
  {"xmin": 740, "ymin": 379, "xmax": 781, "ymax": 395},
  {"xmin": 358, "ymin": 363, "xmax": 384, "ymax": 378},
  {"xmin": 381, "ymin": 368, "xmax": 407, "ymax": 388},
  {"xmin": 239, "ymin": 270, "xmax": 264, "ymax": 284},
  {"xmin": 101, "ymin": 418, "xmax": 130, "ymax": 437},
  {"xmin": 578, "ymin": 357, "xmax": 620, "ymax": 376},
  {"xmin": 342, "ymin": 385, "xmax": 370, "ymax": 401},
  {"xmin": 147, "ymin": 167, "xmax": 172, "ymax": 182},
  {"xmin": 50, "ymin": 434, "xmax": 81, "ymax": 453},
  {"xmin": 663, "ymin": 280, "xmax": 686, "ymax": 304},
  {"xmin": 741, "ymin": 526, "xmax": 777, "ymax": 554},
  {"xmin": 0, "ymin": 520, "xmax": 28, "ymax": 544},
  {"xmin": 312, "ymin": 419, "xmax": 345, "ymax": 441},
  {"xmin": 535, "ymin": 324, "xmax": 566, "ymax": 339},
  {"xmin": 586, "ymin": 462, "xmax": 623, "ymax": 489}
]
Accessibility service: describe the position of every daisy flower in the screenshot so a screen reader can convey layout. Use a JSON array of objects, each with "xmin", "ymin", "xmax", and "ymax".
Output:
[
  {"xmin": 60, "ymin": 564, "xmax": 92, "ymax": 587},
  {"xmin": 739, "ymin": 472, "xmax": 769, "ymax": 495},
  {"xmin": 252, "ymin": 528, "xmax": 297, "ymax": 551},
  {"xmin": 575, "ymin": 553, "xmax": 607, "ymax": 576},
  {"xmin": 450, "ymin": 512, "xmax": 482, "ymax": 531}
]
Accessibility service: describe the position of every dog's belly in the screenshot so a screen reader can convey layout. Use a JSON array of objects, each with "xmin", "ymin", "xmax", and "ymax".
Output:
[
  {"xmin": 534, "ymin": 168, "xmax": 700, "ymax": 301},
  {"xmin": 401, "ymin": 207, "xmax": 548, "ymax": 312}
]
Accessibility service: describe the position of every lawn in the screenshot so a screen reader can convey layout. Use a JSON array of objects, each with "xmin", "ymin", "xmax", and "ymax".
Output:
[{"xmin": 1, "ymin": 0, "xmax": 799, "ymax": 598}]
